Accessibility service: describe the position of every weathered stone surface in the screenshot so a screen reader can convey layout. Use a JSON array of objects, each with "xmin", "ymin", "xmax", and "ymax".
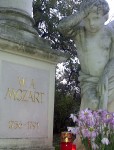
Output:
[
  {"xmin": 0, "ymin": 7, "xmax": 58, "ymax": 56},
  {"xmin": 58, "ymin": 0, "xmax": 114, "ymax": 112},
  {"xmin": 0, "ymin": 0, "xmax": 32, "ymax": 16},
  {"xmin": 0, "ymin": 1, "xmax": 65, "ymax": 150},
  {"xmin": 0, "ymin": 138, "xmax": 55, "ymax": 150},
  {"xmin": 0, "ymin": 147, "xmax": 55, "ymax": 150}
]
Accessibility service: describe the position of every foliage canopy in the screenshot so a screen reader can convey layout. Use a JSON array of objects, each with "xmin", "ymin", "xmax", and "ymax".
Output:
[{"xmin": 33, "ymin": 0, "xmax": 82, "ymax": 132}]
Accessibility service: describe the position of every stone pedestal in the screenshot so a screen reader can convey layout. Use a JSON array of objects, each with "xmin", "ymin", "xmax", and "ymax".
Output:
[
  {"xmin": 0, "ymin": 0, "xmax": 32, "ymax": 16},
  {"xmin": 0, "ymin": 0, "xmax": 65, "ymax": 149}
]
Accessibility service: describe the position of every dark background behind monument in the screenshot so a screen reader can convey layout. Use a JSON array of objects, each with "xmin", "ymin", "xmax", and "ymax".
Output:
[{"xmin": 33, "ymin": 0, "xmax": 81, "ymax": 133}]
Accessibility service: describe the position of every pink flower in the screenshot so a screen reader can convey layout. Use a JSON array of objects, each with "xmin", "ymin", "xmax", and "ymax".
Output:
[
  {"xmin": 68, "ymin": 109, "xmax": 114, "ymax": 149},
  {"xmin": 81, "ymin": 127, "xmax": 98, "ymax": 138},
  {"xmin": 79, "ymin": 108, "xmax": 92, "ymax": 120}
]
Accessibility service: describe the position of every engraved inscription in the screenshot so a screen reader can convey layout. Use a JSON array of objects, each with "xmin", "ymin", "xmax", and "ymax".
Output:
[
  {"xmin": 5, "ymin": 77, "xmax": 45, "ymax": 103},
  {"xmin": 8, "ymin": 121, "xmax": 39, "ymax": 130},
  {"xmin": 5, "ymin": 88, "xmax": 44, "ymax": 103}
]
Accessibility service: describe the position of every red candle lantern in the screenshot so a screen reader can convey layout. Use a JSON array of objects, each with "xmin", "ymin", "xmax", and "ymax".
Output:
[
  {"xmin": 72, "ymin": 144, "xmax": 76, "ymax": 150},
  {"xmin": 60, "ymin": 132, "xmax": 73, "ymax": 150}
]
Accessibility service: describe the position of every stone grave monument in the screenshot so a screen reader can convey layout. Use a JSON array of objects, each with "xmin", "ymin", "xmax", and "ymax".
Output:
[
  {"xmin": 58, "ymin": 0, "xmax": 114, "ymax": 112},
  {"xmin": 58, "ymin": 0, "xmax": 114, "ymax": 149},
  {"xmin": 0, "ymin": 0, "xmax": 65, "ymax": 149}
]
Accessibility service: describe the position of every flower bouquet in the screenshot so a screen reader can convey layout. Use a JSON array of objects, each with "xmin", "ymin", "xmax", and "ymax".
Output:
[{"xmin": 68, "ymin": 109, "xmax": 114, "ymax": 150}]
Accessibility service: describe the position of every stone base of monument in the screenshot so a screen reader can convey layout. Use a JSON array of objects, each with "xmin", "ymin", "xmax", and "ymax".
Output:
[
  {"xmin": 0, "ymin": 18, "xmax": 64, "ymax": 149},
  {"xmin": 0, "ymin": 139, "xmax": 54, "ymax": 150},
  {"xmin": 0, "ymin": 38, "xmax": 59, "ymax": 150},
  {"xmin": 0, "ymin": 4, "xmax": 65, "ymax": 149}
]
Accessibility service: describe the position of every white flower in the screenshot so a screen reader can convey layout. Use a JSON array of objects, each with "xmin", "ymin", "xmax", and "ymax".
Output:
[
  {"xmin": 69, "ymin": 114, "xmax": 77, "ymax": 122},
  {"xmin": 101, "ymin": 137, "xmax": 110, "ymax": 145},
  {"xmin": 67, "ymin": 127, "xmax": 77, "ymax": 135}
]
